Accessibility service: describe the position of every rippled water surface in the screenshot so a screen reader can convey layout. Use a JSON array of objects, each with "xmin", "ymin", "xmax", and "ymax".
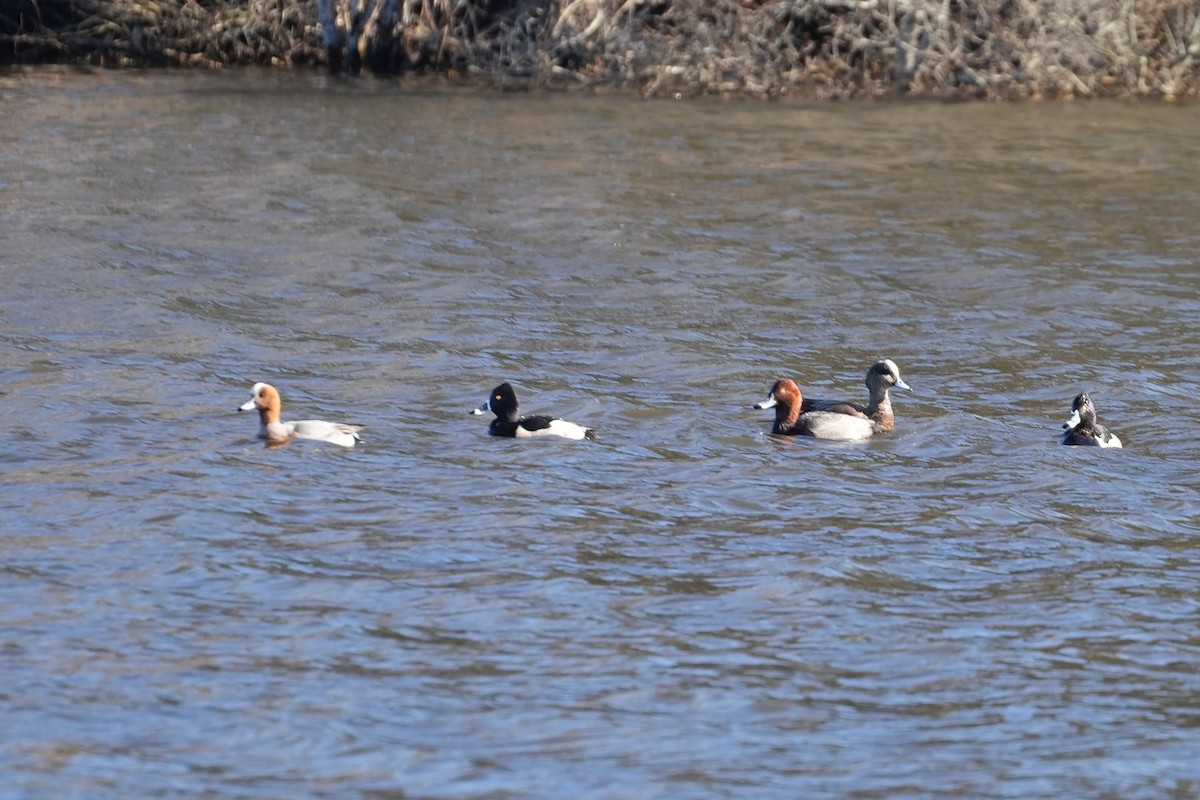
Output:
[{"xmin": 3, "ymin": 69, "xmax": 1199, "ymax": 799}]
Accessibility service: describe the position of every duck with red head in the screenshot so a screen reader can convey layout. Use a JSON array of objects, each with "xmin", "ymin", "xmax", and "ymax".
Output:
[
  {"xmin": 754, "ymin": 378, "xmax": 876, "ymax": 440},
  {"xmin": 238, "ymin": 382, "xmax": 363, "ymax": 447}
]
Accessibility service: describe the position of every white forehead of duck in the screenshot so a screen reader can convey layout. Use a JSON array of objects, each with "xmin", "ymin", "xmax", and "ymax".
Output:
[{"xmin": 865, "ymin": 360, "xmax": 902, "ymax": 384}]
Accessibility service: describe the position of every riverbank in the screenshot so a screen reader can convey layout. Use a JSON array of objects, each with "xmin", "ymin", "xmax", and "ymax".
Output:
[{"xmin": 3, "ymin": 0, "xmax": 1197, "ymax": 99}]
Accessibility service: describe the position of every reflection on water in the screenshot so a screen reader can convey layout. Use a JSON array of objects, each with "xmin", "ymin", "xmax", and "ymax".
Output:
[{"xmin": 2, "ymin": 69, "xmax": 1199, "ymax": 798}]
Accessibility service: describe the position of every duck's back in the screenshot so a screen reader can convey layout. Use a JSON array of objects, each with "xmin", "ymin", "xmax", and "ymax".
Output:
[
  {"xmin": 287, "ymin": 419, "xmax": 363, "ymax": 447},
  {"xmin": 1060, "ymin": 425, "xmax": 1122, "ymax": 448},
  {"xmin": 492, "ymin": 414, "xmax": 595, "ymax": 441},
  {"xmin": 801, "ymin": 397, "xmax": 869, "ymax": 418}
]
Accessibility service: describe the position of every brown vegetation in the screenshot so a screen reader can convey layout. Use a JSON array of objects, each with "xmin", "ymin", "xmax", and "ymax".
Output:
[{"xmin": 2, "ymin": 0, "xmax": 1198, "ymax": 99}]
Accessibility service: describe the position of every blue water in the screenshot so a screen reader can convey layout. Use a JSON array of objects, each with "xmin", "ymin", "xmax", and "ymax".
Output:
[{"xmin": 2, "ymin": 69, "xmax": 1198, "ymax": 799}]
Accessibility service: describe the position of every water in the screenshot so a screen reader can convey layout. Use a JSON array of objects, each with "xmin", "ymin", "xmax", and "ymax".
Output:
[{"xmin": 2, "ymin": 69, "xmax": 1198, "ymax": 799}]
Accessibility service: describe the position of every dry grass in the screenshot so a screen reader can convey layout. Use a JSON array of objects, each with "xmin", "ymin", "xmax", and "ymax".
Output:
[
  {"xmin": 0, "ymin": 0, "xmax": 325, "ymax": 66},
  {"xmin": 2, "ymin": 0, "xmax": 1198, "ymax": 98}
]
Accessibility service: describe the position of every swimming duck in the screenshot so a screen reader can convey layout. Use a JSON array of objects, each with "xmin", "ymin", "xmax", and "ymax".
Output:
[
  {"xmin": 802, "ymin": 358, "xmax": 911, "ymax": 432},
  {"xmin": 1060, "ymin": 392, "xmax": 1122, "ymax": 448},
  {"xmin": 472, "ymin": 382, "xmax": 596, "ymax": 441},
  {"xmin": 238, "ymin": 382, "xmax": 362, "ymax": 447},
  {"xmin": 754, "ymin": 378, "xmax": 876, "ymax": 440}
]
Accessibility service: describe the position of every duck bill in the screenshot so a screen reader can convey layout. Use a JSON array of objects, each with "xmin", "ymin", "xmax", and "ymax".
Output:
[
  {"xmin": 1063, "ymin": 409, "xmax": 1081, "ymax": 429},
  {"xmin": 471, "ymin": 402, "xmax": 489, "ymax": 416},
  {"xmin": 238, "ymin": 399, "xmax": 256, "ymax": 412},
  {"xmin": 753, "ymin": 395, "xmax": 778, "ymax": 410},
  {"xmin": 895, "ymin": 378, "xmax": 912, "ymax": 392}
]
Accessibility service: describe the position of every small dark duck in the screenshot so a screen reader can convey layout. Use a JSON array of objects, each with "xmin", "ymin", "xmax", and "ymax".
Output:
[
  {"xmin": 1060, "ymin": 392, "xmax": 1122, "ymax": 448},
  {"xmin": 472, "ymin": 382, "xmax": 596, "ymax": 441}
]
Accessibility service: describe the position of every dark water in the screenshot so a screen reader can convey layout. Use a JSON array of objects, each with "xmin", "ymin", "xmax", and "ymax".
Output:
[{"xmin": 2, "ymin": 69, "xmax": 1198, "ymax": 799}]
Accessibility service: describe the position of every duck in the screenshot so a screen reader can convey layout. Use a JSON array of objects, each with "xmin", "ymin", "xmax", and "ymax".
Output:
[
  {"xmin": 1060, "ymin": 392, "xmax": 1122, "ymax": 448},
  {"xmin": 238, "ymin": 382, "xmax": 362, "ymax": 447},
  {"xmin": 754, "ymin": 378, "xmax": 876, "ymax": 440},
  {"xmin": 801, "ymin": 358, "xmax": 911, "ymax": 432},
  {"xmin": 472, "ymin": 382, "xmax": 596, "ymax": 440}
]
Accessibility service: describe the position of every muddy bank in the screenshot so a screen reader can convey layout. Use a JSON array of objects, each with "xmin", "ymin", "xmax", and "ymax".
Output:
[{"xmin": 3, "ymin": 0, "xmax": 1198, "ymax": 99}]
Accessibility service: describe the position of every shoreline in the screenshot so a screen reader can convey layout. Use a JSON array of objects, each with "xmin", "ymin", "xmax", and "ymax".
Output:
[{"xmin": 3, "ymin": 0, "xmax": 1198, "ymax": 101}]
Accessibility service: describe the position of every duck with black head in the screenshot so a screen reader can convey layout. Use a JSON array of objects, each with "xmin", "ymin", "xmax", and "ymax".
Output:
[
  {"xmin": 472, "ymin": 382, "xmax": 596, "ymax": 441},
  {"xmin": 1060, "ymin": 392, "xmax": 1122, "ymax": 448}
]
